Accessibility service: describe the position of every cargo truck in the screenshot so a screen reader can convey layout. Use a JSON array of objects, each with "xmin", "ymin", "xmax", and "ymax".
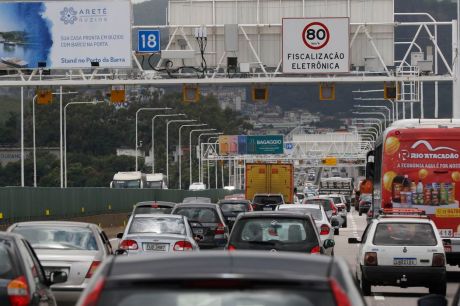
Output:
[{"xmin": 245, "ymin": 163, "xmax": 294, "ymax": 204}]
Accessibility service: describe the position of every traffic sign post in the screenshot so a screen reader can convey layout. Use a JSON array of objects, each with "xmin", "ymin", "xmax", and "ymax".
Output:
[
  {"xmin": 282, "ymin": 18, "xmax": 350, "ymax": 74},
  {"xmin": 138, "ymin": 30, "xmax": 161, "ymax": 53}
]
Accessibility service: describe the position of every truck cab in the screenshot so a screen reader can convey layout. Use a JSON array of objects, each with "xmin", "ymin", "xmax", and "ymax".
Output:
[
  {"xmin": 110, "ymin": 171, "xmax": 146, "ymax": 188},
  {"xmin": 145, "ymin": 173, "xmax": 168, "ymax": 189}
]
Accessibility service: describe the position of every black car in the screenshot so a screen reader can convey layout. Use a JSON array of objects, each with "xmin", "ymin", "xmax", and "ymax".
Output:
[
  {"xmin": 131, "ymin": 201, "xmax": 176, "ymax": 215},
  {"xmin": 0, "ymin": 232, "xmax": 67, "ymax": 306},
  {"xmin": 76, "ymin": 251, "xmax": 366, "ymax": 306},
  {"xmin": 252, "ymin": 194, "xmax": 285, "ymax": 211},
  {"xmin": 227, "ymin": 211, "xmax": 334, "ymax": 254},
  {"xmin": 344, "ymin": 195, "xmax": 352, "ymax": 212},
  {"xmin": 171, "ymin": 203, "xmax": 229, "ymax": 249},
  {"xmin": 217, "ymin": 199, "xmax": 253, "ymax": 230},
  {"xmin": 358, "ymin": 194, "xmax": 372, "ymax": 216}
]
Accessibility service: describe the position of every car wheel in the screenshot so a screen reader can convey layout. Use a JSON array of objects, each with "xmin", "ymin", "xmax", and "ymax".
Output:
[
  {"xmin": 360, "ymin": 275, "xmax": 372, "ymax": 296},
  {"xmin": 359, "ymin": 210, "xmax": 362, "ymax": 216},
  {"xmin": 429, "ymin": 283, "xmax": 447, "ymax": 296},
  {"xmin": 342, "ymin": 218, "xmax": 347, "ymax": 228},
  {"xmin": 334, "ymin": 228, "xmax": 339, "ymax": 235}
]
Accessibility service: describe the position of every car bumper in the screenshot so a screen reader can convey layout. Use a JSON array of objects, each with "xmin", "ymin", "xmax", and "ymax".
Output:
[
  {"xmin": 362, "ymin": 266, "xmax": 446, "ymax": 287},
  {"xmin": 198, "ymin": 239, "xmax": 227, "ymax": 249},
  {"xmin": 52, "ymin": 287, "xmax": 84, "ymax": 305}
]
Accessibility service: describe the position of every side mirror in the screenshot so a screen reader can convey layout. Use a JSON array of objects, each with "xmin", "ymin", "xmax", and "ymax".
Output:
[
  {"xmin": 323, "ymin": 239, "xmax": 335, "ymax": 249},
  {"xmin": 348, "ymin": 237, "xmax": 361, "ymax": 244},
  {"xmin": 417, "ymin": 294, "xmax": 447, "ymax": 306},
  {"xmin": 116, "ymin": 233, "xmax": 123, "ymax": 239},
  {"xmin": 49, "ymin": 271, "xmax": 68, "ymax": 285},
  {"xmin": 115, "ymin": 249, "xmax": 128, "ymax": 255},
  {"xmin": 194, "ymin": 234, "xmax": 204, "ymax": 242},
  {"xmin": 331, "ymin": 218, "xmax": 339, "ymax": 227}
]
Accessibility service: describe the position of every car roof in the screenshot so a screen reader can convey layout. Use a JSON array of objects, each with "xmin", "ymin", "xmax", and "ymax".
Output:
[
  {"xmin": 175, "ymin": 203, "xmax": 219, "ymax": 208},
  {"xmin": 10, "ymin": 221, "xmax": 94, "ymax": 228},
  {"xmin": 109, "ymin": 251, "xmax": 335, "ymax": 281},
  {"xmin": 135, "ymin": 201, "xmax": 176, "ymax": 207},
  {"xmin": 278, "ymin": 204, "xmax": 320, "ymax": 209},
  {"xmin": 218, "ymin": 199, "xmax": 250, "ymax": 204},
  {"xmin": 374, "ymin": 217, "xmax": 433, "ymax": 224},
  {"xmin": 0, "ymin": 231, "xmax": 23, "ymax": 241},
  {"xmin": 254, "ymin": 193, "xmax": 283, "ymax": 196},
  {"xmin": 238, "ymin": 211, "xmax": 312, "ymax": 219},
  {"xmin": 133, "ymin": 214, "xmax": 184, "ymax": 219}
]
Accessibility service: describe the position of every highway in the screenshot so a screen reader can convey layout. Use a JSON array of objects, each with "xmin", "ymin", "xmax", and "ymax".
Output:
[{"xmin": 336, "ymin": 208, "xmax": 460, "ymax": 306}]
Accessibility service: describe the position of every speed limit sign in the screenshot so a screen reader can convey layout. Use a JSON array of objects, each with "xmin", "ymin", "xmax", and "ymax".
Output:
[
  {"xmin": 302, "ymin": 22, "xmax": 330, "ymax": 50},
  {"xmin": 282, "ymin": 18, "xmax": 350, "ymax": 74}
]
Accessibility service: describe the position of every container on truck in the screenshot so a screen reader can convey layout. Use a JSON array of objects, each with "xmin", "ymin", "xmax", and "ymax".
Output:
[
  {"xmin": 368, "ymin": 119, "xmax": 460, "ymax": 267},
  {"xmin": 245, "ymin": 163, "xmax": 294, "ymax": 204}
]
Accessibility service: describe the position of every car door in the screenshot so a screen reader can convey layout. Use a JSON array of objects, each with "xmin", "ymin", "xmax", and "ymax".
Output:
[
  {"xmin": 21, "ymin": 240, "xmax": 56, "ymax": 306},
  {"xmin": 356, "ymin": 223, "xmax": 372, "ymax": 279}
]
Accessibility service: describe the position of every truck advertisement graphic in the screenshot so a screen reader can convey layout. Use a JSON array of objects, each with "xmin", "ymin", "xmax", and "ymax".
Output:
[{"xmin": 381, "ymin": 128, "xmax": 460, "ymax": 240}]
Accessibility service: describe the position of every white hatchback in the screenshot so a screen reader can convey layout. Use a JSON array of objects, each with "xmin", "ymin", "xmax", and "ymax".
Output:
[{"xmin": 349, "ymin": 210, "xmax": 446, "ymax": 296}]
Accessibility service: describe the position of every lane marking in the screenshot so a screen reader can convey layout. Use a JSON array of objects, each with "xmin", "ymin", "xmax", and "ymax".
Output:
[{"xmin": 374, "ymin": 295, "xmax": 385, "ymax": 301}]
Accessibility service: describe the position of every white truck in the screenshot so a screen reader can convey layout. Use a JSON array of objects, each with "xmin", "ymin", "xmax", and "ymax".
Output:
[
  {"xmin": 145, "ymin": 173, "xmax": 168, "ymax": 189},
  {"xmin": 110, "ymin": 171, "xmax": 146, "ymax": 188}
]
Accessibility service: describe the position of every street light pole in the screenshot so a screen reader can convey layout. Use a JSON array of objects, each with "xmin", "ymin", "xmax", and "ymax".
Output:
[
  {"xmin": 353, "ymin": 111, "xmax": 388, "ymax": 129},
  {"xmin": 354, "ymin": 105, "xmax": 392, "ymax": 124},
  {"xmin": 198, "ymin": 132, "xmax": 223, "ymax": 183},
  {"xmin": 178, "ymin": 123, "xmax": 207, "ymax": 189},
  {"xmin": 151, "ymin": 113, "xmax": 185, "ymax": 173},
  {"xmin": 64, "ymin": 101, "xmax": 103, "ymax": 187},
  {"xmin": 166, "ymin": 119, "xmax": 195, "ymax": 185},
  {"xmin": 189, "ymin": 129, "xmax": 215, "ymax": 187},
  {"xmin": 135, "ymin": 107, "xmax": 171, "ymax": 172},
  {"xmin": 352, "ymin": 118, "xmax": 384, "ymax": 134}
]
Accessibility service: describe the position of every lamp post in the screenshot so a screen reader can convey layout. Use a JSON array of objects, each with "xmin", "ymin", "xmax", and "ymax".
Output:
[
  {"xmin": 355, "ymin": 124, "xmax": 380, "ymax": 138},
  {"xmin": 198, "ymin": 132, "xmax": 223, "ymax": 183},
  {"xmin": 64, "ymin": 101, "xmax": 103, "ymax": 187},
  {"xmin": 135, "ymin": 107, "xmax": 171, "ymax": 171},
  {"xmin": 353, "ymin": 112, "xmax": 387, "ymax": 130},
  {"xmin": 178, "ymin": 123, "xmax": 207, "ymax": 189},
  {"xmin": 354, "ymin": 105, "xmax": 392, "ymax": 124},
  {"xmin": 352, "ymin": 118, "xmax": 384, "ymax": 135},
  {"xmin": 189, "ymin": 129, "xmax": 216, "ymax": 186},
  {"xmin": 166, "ymin": 119, "xmax": 195, "ymax": 185},
  {"xmin": 151, "ymin": 113, "xmax": 185, "ymax": 173}
]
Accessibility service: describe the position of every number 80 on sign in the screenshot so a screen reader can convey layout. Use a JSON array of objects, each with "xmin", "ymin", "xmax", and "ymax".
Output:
[{"xmin": 137, "ymin": 30, "xmax": 160, "ymax": 53}]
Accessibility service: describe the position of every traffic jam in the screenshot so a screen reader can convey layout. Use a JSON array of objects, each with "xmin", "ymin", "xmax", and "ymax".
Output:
[{"xmin": 0, "ymin": 120, "xmax": 458, "ymax": 306}]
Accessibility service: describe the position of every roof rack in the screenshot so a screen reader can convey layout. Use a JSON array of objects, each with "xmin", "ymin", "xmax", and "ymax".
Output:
[{"xmin": 378, "ymin": 208, "xmax": 429, "ymax": 219}]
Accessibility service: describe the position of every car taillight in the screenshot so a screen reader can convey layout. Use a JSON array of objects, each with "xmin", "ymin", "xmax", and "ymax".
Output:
[
  {"xmin": 85, "ymin": 261, "xmax": 101, "ymax": 278},
  {"xmin": 251, "ymin": 204, "xmax": 257, "ymax": 211},
  {"xmin": 329, "ymin": 278, "xmax": 351, "ymax": 306},
  {"xmin": 320, "ymin": 224, "xmax": 330, "ymax": 235},
  {"xmin": 7, "ymin": 276, "xmax": 30, "ymax": 306},
  {"xmin": 80, "ymin": 277, "xmax": 105, "ymax": 306},
  {"xmin": 432, "ymin": 253, "xmax": 445, "ymax": 267},
  {"xmin": 174, "ymin": 241, "xmax": 193, "ymax": 251},
  {"xmin": 331, "ymin": 203, "xmax": 337, "ymax": 215},
  {"xmin": 215, "ymin": 223, "xmax": 225, "ymax": 235},
  {"xmin": 119, "ymin": 239, "xmax": 138, "ymax": 250},
  {"xmin": 364, "ymin": 252, "xmax": 378, "ymax": 266},
  {"xmin": 310, "ymin": 245, "xmax": 321, "ymax": 254},
  {"xmin": 228, "ymin": 245, "xmax": 236, "ymax": 251}
]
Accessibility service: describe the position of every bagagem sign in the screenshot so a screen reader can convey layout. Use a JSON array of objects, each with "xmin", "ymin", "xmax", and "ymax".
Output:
[
  {"xmin": 248, "ymin": 135, "xmax": 284, "ymax": 155},
  {"xmin": 0, "ymin": 1, "xmax": 131, "ymax": 69}
]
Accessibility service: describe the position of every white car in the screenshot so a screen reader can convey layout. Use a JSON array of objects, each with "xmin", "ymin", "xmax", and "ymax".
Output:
[
  {"xmin": 319, "ymin": 194, "xmax": 347, "ymax": 228},
  {"xmin": 349, "ymin": 209, "xmax": 447, "ymax": 296},
  {"xmin": 117, "ymin": 214, "xmax": 199, "ymax": 254},
  {"xmin": 189, "ymin": 182, "xmax": 206, "ymax": 190},
  {"xmin": 276, "ymin": 204, "xmax": 339, "ymax": 255}
]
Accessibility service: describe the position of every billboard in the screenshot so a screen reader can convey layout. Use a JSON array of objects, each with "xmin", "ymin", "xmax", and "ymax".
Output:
[
  {"xmin": 0, "ymin": 1, "xmax": 131, "ymax": 69},
  {"xmin": 282, "ymin": 18, "xmax": 350, "ymax": 74},
  {"xmin": 247, "ymin": 135, "xmax": 284, "ymax": 155},
  {"xmin": 218, "ymin": 135, "xmax": 238, "ymax": 155}
]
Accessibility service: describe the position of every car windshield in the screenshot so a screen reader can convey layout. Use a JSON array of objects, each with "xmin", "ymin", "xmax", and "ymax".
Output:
[
  {"xmin": 278, "ymin": 207, "xmax": 322, "ymax": 221},
  {"xmin": 234, "ymin": 218, "xmax": 317, "ymax": 243},
  {"xmin": 112, "ymin": 180, "xmax": 140, "ymax": 188},
  {"xmin": 174, "ymin": 207, "xmax": 219, "ymax": 223},
  {"xmin": 128, "ymin": 217, "xmax": 185, "ymax": 235},
  {"xmin": 12, "ymin": 226, "xmax": 99, "ymax": 250},
  {"xmin": 304, "ymin": 199, "xmax": 331, "ymax": 211},
  {"xmin": 0, "ymin": 241, "xmax": 15, "ymax": 279},
  {"xmin": 253, "ymin": 196, "xmax": 283, "ymax": 205},
  {"xmin": 98, "ymin": 288, "xmax": 335, "ymax": 306},
  {"xmin": 373, "ymin": 223, "xmax": 438, "ymax": 246},
  {"xmin": 360, "ymin": 194, "xmax": 372, "ymax": 202},
  {"xmin": 220, "ymin": 203, "xmax": 249, "ymax": 213},
  {"xmin": 145, "ymin": 181, "xmax": 163, "ymax": 189},
  {"xmin": 331, "ymin": 197, "xmax": 342, "ymax": 204}
]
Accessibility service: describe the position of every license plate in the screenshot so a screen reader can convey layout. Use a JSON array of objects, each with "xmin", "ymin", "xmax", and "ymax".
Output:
[
  {"xmin": 144, "ymin": 243, "xmax": 167, "ymax": 251},
  {"xmin": 228, "ymin": 217, "xmax": 236, "ymax": 221},
  {"xmin": 44, "ymin": 267, "xmax": 69, "ymax": 278},
  {"xmin": 439, "ymin": 229, "xmax": 453, "ymax": 238},
  {"xmin": 263, "ymin": 206, "xmax": 273, "ymax": 211},
  {"xmin": 393, "ymin": 258, "xmax": 417, "ymax": 266},
  {"xmin": 193, "ymin": 228, "xmax": 204, "ymax": 235}
]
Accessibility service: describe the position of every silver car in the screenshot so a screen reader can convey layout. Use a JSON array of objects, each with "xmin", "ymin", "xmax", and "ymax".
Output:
[
  {"xmin": 276, "ymin": 204, "xmax": 338, "ymax": 255},
  {"xmin": 116, "ymin": 214, "xmax": 199, "ymax": 255},
  {"xmin": 7, "ymin": 221, "xmax": 112, "ymax": 306},
  {"xmin": 319, "ymin": 194, "xmax": 348, "ymax": 228}
]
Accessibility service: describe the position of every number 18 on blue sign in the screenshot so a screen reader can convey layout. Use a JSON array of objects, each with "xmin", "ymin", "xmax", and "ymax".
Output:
[{"xmin": 138, "ymin": 30, "xmax": 160, "ymax": 53}]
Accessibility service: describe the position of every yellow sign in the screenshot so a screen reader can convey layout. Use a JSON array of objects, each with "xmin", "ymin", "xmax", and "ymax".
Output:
[
  {"xmin": 45, "ymin": 209, "xmax": 50, "ymax": 216},
  {"xmin": 0, "ymin": 212, "xmax": 3, "ymax": 219},
  {"xmin": 435, "ymin": 208, "xmax": 460, "ymax": 218},
  {"xmin": 322, "ymin": 157, "xmax": 337, "ymax": 166},
  {"xmin": 110, "ymin": 85, "xmax": 126, "ymax": 103},
  {"xmin": 37, "ymin": 89, "xmax": 53, "ymax": 105}
]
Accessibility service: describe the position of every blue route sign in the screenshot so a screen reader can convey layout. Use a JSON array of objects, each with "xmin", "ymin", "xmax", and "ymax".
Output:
[{"xmin": 137, "ymin": 30, "xmax": 160, "ymax": 53}]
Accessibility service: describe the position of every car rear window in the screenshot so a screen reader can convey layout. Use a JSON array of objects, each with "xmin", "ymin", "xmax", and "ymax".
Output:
[
  {"xmin": 174, "ymin": 207, "xmax": 219, "ymax": 223},
  {"xmin": 253, "ymin": 196, "xmax": 283, "ymax": 205},
  {"xmin": 134, "ymin": 205, "xmax": 173, "ymax": 215},
  {"xmin": 128, "ymin": 217, "xmax": 185, "ymax": 235},
  {"xmin": 0, "ymin": 241, "xmax": 15, "ymax": 279},
  {"xmin": 331, "ymin": 197, "xmax": 342, "ymax": 204},
  {"xmin": 278, "ymin": 208, "xmax": 322, "ymax": 221},
  {"xmin": 220, "ymin": 203, "xmax": 249, "ymax": 213},
  {"xmin": 304, "ymin": 199, "xmax": 331, "ymax": 211},
  {"xmin": 97, "ymin": 288, "xmax": 336, "ymax": 306},
  {"xmin": 12, "ymin": 226, "xmax": 99, "ymax": 251},
  {"xmin": 234, "ymin": 218, "xmax": 317, "ymax": 243},
  {"xmin": 373, "ymin": 223, "xmax": 438, "ymax": 246}
]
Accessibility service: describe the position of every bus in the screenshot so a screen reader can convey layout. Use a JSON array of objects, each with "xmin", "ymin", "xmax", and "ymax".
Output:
[{"xmin": 368, "ymin": 119, "xmax": 460, "ymax": 266}]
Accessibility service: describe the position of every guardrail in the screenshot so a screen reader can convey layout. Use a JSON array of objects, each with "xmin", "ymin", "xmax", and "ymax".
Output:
[{"xmin": 0, "ymin": 187, "xmax": 240, "ymax": 224}]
